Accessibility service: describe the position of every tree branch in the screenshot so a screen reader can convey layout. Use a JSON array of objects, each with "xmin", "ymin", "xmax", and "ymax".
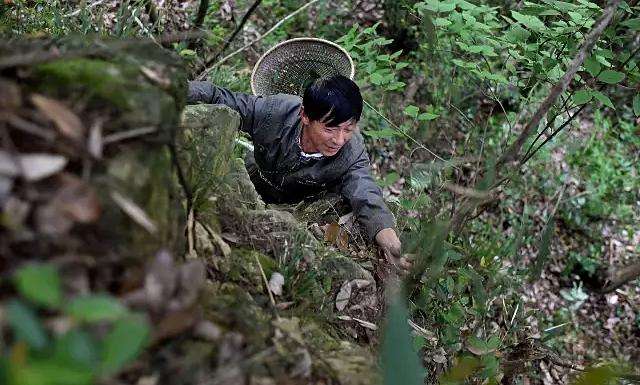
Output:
[
  {"xmin": 196, "ymin": 0, "xmax": 324, "ymax": 80},
  {"xmin": 194, "ymin": 0, "xmax": 210, "ymax": 29},
  {"xmin": 196, "ymin": 0, "xmax": 263, "ymax": 78},
  {"xmin": 496, "ymin": 0, "xmax": 620, "ymax": 169}
]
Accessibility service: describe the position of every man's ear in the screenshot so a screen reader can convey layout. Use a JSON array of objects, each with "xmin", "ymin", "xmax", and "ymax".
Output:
[{"xmin": 300, "ymin": 106, "xmax": 310, "ymax": 126}]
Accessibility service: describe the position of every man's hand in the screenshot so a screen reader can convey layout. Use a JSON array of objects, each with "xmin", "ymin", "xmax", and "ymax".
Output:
[{"xmin": 375, "ymin": 228, "xmax": 410, "ymax": 270}]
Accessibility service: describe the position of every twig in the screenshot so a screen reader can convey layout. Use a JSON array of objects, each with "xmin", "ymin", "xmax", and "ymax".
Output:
[
  {"xmin": 497, "ymin": 0, "xmax": 620, "ymax": 168},
  {"xmin": 194, "ymin": 0, "xmax": 210, "ymax": 28},
  {"xmin": 363, "ymin": 99, "xmax": 449, "ymax": 164},
  {"xmin": 253, "ymin": 252, "xmax": 280, "ymax": 318},
  {"xmin": 196, "ymin": 0, "xmax": 324, "ymax": 79},
  {"xmin": 103, "ymin": 126, "xmax": 157, "ymax": 144},
  {"xmin": 65, "ymin": 0, "xmax": 107, "ymax": 17},
  {"xmin": 201, "ymin": 0, "xmax": 263, "ymax": 67}
]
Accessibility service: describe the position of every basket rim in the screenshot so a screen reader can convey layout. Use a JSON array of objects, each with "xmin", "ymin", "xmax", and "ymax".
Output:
[{"xmin": 250, "ymin": 37, "xmax": 355, "ymax": 96}]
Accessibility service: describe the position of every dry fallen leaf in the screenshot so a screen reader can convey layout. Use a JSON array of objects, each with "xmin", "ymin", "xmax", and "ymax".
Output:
[
  {"xmin": 335, "ymin": 280, "xmax": 352, "ymax": 311},
  {"xmin": 140, "ymin": 66, "xmax": 171, "ymax": 89},
  {"xmin": 31, "ymin": 94, "xmax": 85, "ymax": 141},
  {"xmin": 267, "ymin": 272, "xmax": 285, "ymax": 296},
  {"xmin": 0, "ymin": 79, "xmax": 21, "ymax": 109},
  {"xmin": 0, "ymin": 151, "xmax": 68, "ymax": 181},
  {"xmin": 55, "ymin": 174, "xmax": 101, "ymax": 223},
  {"xmin": 35, "ymin": 174, "xmax": 100, "ymax": 235},
  {"xmin": 193, "ymin": 320, "xmax": 222, "ymax": 342},
  {"xmin": 110, "ymin": 190, "xmax": 157, "ymax": 234},
  {"xmin": 324, "ymin": 222, "xmax": 349, "ymax": 250},
  {"xmin": 88, "ymin": 119, "xmax": 103, "ymax": 158}
]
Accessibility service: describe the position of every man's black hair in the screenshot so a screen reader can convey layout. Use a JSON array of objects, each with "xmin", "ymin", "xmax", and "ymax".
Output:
[{"xmin": 302, "ymin": 75, "xmax": 363, "ymax": 126}]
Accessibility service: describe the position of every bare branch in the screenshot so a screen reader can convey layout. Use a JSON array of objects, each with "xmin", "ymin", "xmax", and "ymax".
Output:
[{"xmin": 196, "ymin": 0, "xmax": 324, "ymax": 80}]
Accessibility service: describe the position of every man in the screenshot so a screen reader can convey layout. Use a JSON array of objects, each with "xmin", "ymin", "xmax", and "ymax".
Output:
[{"xmin": 187, "ymin": 75, "xmax": 405, "ymax": 266}]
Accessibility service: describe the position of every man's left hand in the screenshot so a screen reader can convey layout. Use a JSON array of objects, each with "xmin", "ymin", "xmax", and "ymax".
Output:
[{"xmin": 375, "ymin": 228, "xmax": 410, "ymax": 270}]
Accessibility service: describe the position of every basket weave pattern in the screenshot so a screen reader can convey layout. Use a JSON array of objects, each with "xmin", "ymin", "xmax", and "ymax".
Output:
[{"xmin": 251, "ymin": 38, "xmax": 355, "ymax": 96}]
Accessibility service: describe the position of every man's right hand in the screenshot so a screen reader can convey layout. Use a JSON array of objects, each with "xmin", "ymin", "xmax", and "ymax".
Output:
[{"xmin": 375, "ymin": 228, "xmax": 411, "ymax": 270}]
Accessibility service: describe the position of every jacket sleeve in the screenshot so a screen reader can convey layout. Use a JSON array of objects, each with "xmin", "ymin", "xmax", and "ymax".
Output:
[
  {"xmin": 340, "ymin": 149, "xmax": 396, "ymax": 242},
  {"xmin": 187, "ymin": 81, "xmax": 263, "ymax": 137}
]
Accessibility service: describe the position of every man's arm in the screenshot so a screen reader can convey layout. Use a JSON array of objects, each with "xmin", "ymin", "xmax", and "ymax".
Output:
[
  {"xmin": 187, "ymin": 81, "xmax": 263, "ymax": 136},
  {"xmin": 341, "ymin": 151, "xmax": 395, "ymax": 241},
  {"xmin": 341, "ymin": 153, "xmax": 406, "ymax": 267}
]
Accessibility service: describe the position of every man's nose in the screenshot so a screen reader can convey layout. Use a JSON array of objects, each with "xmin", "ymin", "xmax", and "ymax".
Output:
[{"xmin": 333, "ymin": 131, "xmax": 346, "ymax": 146}]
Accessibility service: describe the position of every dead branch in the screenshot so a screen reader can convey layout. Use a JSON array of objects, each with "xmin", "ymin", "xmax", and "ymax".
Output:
[
  {"xmin": 197, "ymin": 0, "xmax": 263, "ymax": 76},
  {"xmin": 194, "ymin": 0, "xmax": 210, "ymax": 29},
  {"xmin": 196, "ymin": 0, "xmax": 324, "ymax": 80}
]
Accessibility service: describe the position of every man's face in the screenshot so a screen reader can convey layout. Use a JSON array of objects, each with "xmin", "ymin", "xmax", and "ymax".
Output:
[{"xmin": 301, "ymin": 109, "xmax": 357, "ymax": 156}]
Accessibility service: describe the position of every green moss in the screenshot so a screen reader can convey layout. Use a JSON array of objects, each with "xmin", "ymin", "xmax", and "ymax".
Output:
[
  {"xmin": 32, "ymin": 56, "xmax": 181, "ymax": 130},
  {"xmin": 202, "ymin": 283, "xmax": 272, "ymax": 349}
]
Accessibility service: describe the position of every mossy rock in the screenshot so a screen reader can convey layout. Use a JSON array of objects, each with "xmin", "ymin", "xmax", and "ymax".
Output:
[{"xmin": 202, "ymin": 282, "xmax": 272, "ymax": 350}]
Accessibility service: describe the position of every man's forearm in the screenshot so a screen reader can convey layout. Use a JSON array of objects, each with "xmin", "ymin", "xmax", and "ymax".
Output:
[{"xmin": 187, "ymin": 81, "xmax": 218, "ymax": 104}]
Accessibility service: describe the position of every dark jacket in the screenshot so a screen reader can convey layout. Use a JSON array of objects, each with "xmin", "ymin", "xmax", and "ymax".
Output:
[{"xmin": 187, "ymin": 81, "xmax": 395, "ymax": 241}]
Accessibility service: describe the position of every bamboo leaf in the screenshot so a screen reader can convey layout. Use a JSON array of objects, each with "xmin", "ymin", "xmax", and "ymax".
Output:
[{"xmin": 529, "ymin": 215, "xmax": 554, "ymax": 281}]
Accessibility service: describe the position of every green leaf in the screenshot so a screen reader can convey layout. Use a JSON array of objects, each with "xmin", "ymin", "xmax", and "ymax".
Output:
[
  {"xmin": 380, "ymin": 289, "xmax": 424, "ymax": 385},
  {"xmin": 633, "ymin": 94, "xmax": 640, "ymax": 116},
  {"xmin": 178, "ymin": 49, "xmax": 196, "ymax": 58},
  {"xmin": 576, "ymin": 0, "xmax": 600, "ymax": 9},
  {"xmin": 55, "ymin": 330, "xmax": 99, "ymax": 368},
  {"xmin": 572, "ymin": 90, "xmax": 593, "ymax": 105},
  {"xmin": 14, "ymin": 263, "xmax": 62, "ymax": 308},
  {"xmin": 7, "ymin": 300, "xmax": 49, "ymax": 350},
  {"xmin": 434, "ymin": 17, "xmax": 452, "ymax": 27},
  {"xmin": 362, "ymin": 129, "xmax": 398, "ymax": 139},
  {"xmin": 597, "ymin": 70, "xmax": 625, "ymax": 84},
  {"xmin": 100, "ymin": 315, "xmax": 150, "ymax": 375},
  {"xmin": 13, "ymin": 360, "xmax": 93, "ymax": 385},
  {"xmin": 621, "ymin": 18, "xmax": 640, "ymax": 30},
  {"xmin": 574, "ymin": 366, "xmax": 617, "ymax": 385},
  {"xmin": 418, "ymin": 112, "xmax": 439, "ymax": 121},
  {"xmin": 370, "ymin": 72, "xmax": 384, "ymax": 85},
  {"xmin": 542, "ymin": 0, "xmax": 579, "ymax": 12},
  {"xmin": 591, "ymin": 90, "xmax": 615, "ymax": 109},
  {"xmin": 582, "ymin": 56, "xmax": 601, "ymax": 77},
  {"xmin": 403, "ymin": 105, "xmax": 420, "ymax": 118},
  {"xmin": 511, "ymin": 11, "xmax": 546, "ymax": 32},
  {"xmin": 505, "ymin": 24, "xmax": 531, "ymax": 43},
  {"xmin": 65, "ymin": 295, "xmax": 128, "ymax": 323},
  {"xmin": 467, "ymin": 335, "xmax": 501, "ymax": 355}
]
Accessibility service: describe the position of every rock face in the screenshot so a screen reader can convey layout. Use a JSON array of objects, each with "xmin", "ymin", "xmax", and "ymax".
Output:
[{"xmin": 179, "ymin": 103, "xmax": 379, "ymax": 384}]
